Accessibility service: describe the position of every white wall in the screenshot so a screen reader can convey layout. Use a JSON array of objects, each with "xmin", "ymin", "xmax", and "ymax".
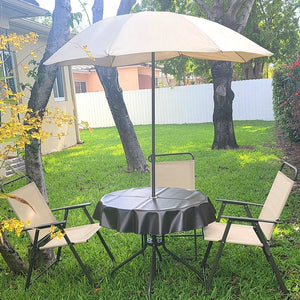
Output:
[{"xmin": 75, "ymin": 78, "xmax": 274, "ymax": 128}]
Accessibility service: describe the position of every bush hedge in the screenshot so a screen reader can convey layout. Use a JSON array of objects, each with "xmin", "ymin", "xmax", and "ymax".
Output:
[{"xmin": 272, "ymin": 56, "xmax": 300, "ymax": 142}]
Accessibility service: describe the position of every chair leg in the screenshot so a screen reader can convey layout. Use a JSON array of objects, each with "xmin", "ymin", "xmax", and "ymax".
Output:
[
  {"xmin": 26, "ymin": 246, "xmax": 60, "ymax": 289},
  {"xmin": 25, "ymin": 246, "xmax": 37, "ymax": 289},
  {"xmin": 96, "ymin": 231, "xmax": 115, "ymax": 262},
  {"xmin": 204, "ymin": 221, "xmax": 232, "ymax": 289},
  {"xmin": 254, "ymin": 224, "xmax": 289, "ymax": 295},
  {"xmin": 205, "ymin": 241, "xmax": 225, "ymax": 289},
  {"xmin": 201, "ymin": 241, "xmax": 213, "ymax": 270},
  {"xmin": 262, "ymin": 244, "xmax": 289, "ymax": 295},
  {"xmin": 56, "ymin": 247, "xmax": 62, "ymax": 261},
  {"xmin": 68, "ymin": 242, "xmax": 94, "ymax": 287}
]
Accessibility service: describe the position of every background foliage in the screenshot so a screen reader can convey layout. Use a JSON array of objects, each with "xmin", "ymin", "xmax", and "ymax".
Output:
[
  {"xmin": 272, "ymin": 56, "xmax": 300, "ymax": 142},
  {"xmin": 133, "ymin": 0, "xmax": 300, "ymax": 82}
]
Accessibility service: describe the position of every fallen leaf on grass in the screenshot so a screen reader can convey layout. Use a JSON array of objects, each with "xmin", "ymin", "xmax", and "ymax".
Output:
[{"xmin": 229, "ymin": 277, "xmax": 239, "ymax": 285}]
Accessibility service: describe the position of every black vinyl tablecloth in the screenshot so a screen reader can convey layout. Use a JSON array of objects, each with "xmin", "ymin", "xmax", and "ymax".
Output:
[{"xmin": 93, "ymin": 187, "xmax": 216, "ymax": 235}]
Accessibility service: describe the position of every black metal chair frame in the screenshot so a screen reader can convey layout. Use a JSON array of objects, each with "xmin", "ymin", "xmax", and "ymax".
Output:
[
  {"xmin": 201, "ymin": 162, "xmax": 298, "ymax": 295},
  {"xmin": 148, "ymin": 152, "xmax": 202, "ymax": 260},
  {"xmin": 1, "ymin": 176, "xmax": 115, "ymax": 289}
]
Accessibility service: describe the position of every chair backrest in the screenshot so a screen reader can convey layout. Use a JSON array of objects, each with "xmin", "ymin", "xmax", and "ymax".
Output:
[
  {"xmin": 151, "ymin": 160, "xmax": 195, "ymax": 189},
  {"xmin": 259, "ymin": 171, "xmax": 295, "ymax": 240},
  {"xmin": 6, "ymin": 182, "xmax": 56, "ymax": 243}
]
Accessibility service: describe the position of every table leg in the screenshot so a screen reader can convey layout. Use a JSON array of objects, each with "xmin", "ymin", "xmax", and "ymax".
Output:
[
  {"xmin": 161, "ymin": 235, "xmax": 203, "ymax": 280},
  {"xmin": 111, "ymin": 234, "xmax": 203, "ymax": 295},
  {"xmin": 111, "ymin": 234, "xmax": 147, "ymax": 277},
  {"xmin": 148, "ymin": 240, "xmax": 157, "ymax": 295}
]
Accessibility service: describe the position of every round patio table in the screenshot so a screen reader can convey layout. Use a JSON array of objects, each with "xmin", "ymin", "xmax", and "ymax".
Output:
[
  {"xmin": 93, "ymin": 186, "xmax": 216, "ymax": 294},
  {"xmin": 93, "ymin": 186, "xmax": 216, "ymax": 235}
]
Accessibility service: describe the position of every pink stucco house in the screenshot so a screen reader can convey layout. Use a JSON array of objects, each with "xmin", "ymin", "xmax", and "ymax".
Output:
[{"xmin": 72, "ymin": 65, "xmax": 160, "ymax": 93}]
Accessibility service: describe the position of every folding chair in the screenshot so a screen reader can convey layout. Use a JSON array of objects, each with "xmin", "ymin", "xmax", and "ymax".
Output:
[
  {"xmin": 201, "ymin": 162, "xmax": 298, "ymax": 295},
  {"xmin": 149, "ymin": 152, "xmax": 200, "ymax": 259},
  {"xmin": 3, "ymin": 178, "xmax": 115, "ymax": 289}
]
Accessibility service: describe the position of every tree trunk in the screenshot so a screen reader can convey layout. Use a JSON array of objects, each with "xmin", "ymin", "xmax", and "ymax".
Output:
[
  {"xmin": 211, "ymin": 61, "xmax": 238, "ymax": 149},
  {"xmin": 93, "ymin": 0, "xmax": 148, "ymax": 172},
  {"xmin": 243, "ymin": 61, "xmax": 264, "ymax": 79},
  {"xmin": 0, "ymin": 233, "xmax": 29, "ymax": 274},
  {"xmin": 25, "ymin": 0, "xmax": 71, "ymax": 201},
  {"xmin": 195, "ymin": 0, "xmax": 255, "ymax": 149},
  {"xmin": 23, "ymin": 0, "xmax": 71, "ymax": 269},
  {"xmin": 95, "ymin": 67, "xmax": 148, "ymax": 172}
]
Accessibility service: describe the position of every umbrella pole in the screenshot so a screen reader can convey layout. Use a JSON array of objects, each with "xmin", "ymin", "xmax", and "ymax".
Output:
[{"xmin": 151, "ymin": 52, "xmax": 156, "ymax": 198}]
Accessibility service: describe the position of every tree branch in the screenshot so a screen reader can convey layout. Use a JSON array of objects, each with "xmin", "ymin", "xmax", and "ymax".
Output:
[
  {"xmin": 227, "ymin": 0, "xmax": 244, "ymax": 20},
  {"xmin": 235, "ymin": 0, "xmax": 255, "ymax": 32},
  {"xmin": 194, "ymin": 0, "xmax": 214, "ymax": 19},
  {"xmin": 92, "ymin": 0, "xmax": 103, "ymax": 22},
  {"xmin": 117, "ymin": 0, "xmax": 136, "ymax": 16}
]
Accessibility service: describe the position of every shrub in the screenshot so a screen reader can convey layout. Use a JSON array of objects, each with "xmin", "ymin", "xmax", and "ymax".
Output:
[{"xmin": 272, "ymin": 56, "xmax": 300, "ymax": 142}]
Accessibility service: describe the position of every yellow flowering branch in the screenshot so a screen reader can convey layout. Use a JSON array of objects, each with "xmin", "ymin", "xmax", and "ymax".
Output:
[
  {"xmin": 0, "ymin": 193, "xmax": 33, "ymax": 244},
  {"xmin": 0, "ymin": 32, "xmax": 73, "ymax": 243},
  {"xmin": 0, "ymin": 32, "xmax": 38, "ymax": 52},
  {"xmin": 83, "ymin": 45, "xmax": 95, "ymax": 61},
  {"xmin": 0, "ymin": 218, "xmax": 25, "ymax": 244},
  {"xmin": 50, "ymin": 225, "xmax": 65, "ymax": 240}
]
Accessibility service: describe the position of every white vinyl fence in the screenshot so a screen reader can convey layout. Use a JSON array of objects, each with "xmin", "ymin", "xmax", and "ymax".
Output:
[{"xmin": 75, "ymin": 78, "xmax": 273, "ymax": 128}]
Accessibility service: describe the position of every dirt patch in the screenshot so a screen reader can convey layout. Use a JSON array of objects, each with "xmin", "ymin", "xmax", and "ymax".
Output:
[{"xmin": 238, "ymin": 146, "xmax": 256, "ymax": 150}]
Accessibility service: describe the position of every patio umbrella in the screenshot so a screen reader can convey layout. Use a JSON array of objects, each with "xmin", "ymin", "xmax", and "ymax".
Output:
[{"xmin": 44, "ymin": 11, "xmax": 272, "ymax": 197}]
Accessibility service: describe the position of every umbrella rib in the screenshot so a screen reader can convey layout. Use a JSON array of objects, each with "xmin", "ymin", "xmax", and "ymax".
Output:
[
  {"xmin": 111, "ymin": 55, "xmax": 116, "ymax": 67},
  {"xmin": 235, "ymin": 52, "xmax": 247, "ymax": 63}
]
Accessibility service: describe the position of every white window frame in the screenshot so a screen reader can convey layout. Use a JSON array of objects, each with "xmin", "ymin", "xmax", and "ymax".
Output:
[
  {"xmin": 53, "ymin": 67, "xmax": 66, "ymax": 102},
  {"xmin": 0, "ymin": 50, "xmax": 17, "ymax": 93}
]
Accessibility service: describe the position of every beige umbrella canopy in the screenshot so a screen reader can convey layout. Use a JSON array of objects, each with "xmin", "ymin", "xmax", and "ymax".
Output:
[
  {"xmin": 44, "ymin": 11, "xmax": 272, "ymax": 67},
  {"xmin": 45, "ymin": 11, "xmax": 272, "ymax": 197}
]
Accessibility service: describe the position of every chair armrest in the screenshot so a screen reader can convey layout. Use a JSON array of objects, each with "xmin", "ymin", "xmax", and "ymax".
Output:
[
  {"xmin": 221, "ymin": 215, "xmax": 279, "ymax": 224},
  {"xmin": 216, "ymin": 199, "xmax": 263, "ymax": 207},
  {"xmin": 23, "ymin": 220, "xmax": 67, "ymax": 231},
  {"xmin": 24, "ymin": 220, "xmax": 67, "ymax": 248},
  {"xmin": 52, "ymin": 202, "xmax": 95, "ymax": 225},
  {"xmin": 51, "ymin": 203, "xmax": 91, "ymax": 212}
]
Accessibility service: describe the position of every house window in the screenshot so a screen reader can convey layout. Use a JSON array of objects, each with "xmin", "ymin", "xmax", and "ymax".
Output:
[
  {"xmin": 0, "ymin": 50, "xmax": 17, "ymax": 124},
  {"xmin": 0, "ymin": 50, "xmax": 17, "ymax": 93},
  {"xmin": 74, "ymin": 81, "xmax": 87, "ymax": 93},
  {"xmin": 53, "ymin": 67, "xmax": 65, "ymax": 101}
]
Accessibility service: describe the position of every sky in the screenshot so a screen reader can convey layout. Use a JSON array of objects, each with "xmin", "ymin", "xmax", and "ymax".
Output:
[{"xmin": 37, "ymin": 0, "xmax": 123, "ymax": 26}]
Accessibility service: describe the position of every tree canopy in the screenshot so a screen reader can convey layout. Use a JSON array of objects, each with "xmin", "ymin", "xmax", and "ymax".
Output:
[{"xmin": 134, "ymin": 0, "xmax": 300, "ymax": 82}]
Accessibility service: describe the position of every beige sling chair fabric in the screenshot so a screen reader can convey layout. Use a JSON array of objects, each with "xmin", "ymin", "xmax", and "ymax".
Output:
[
  {"xmin": 150, "ymin": 153, "xmax": 199, "ymax": 259},
  {"xmin": 6, "ymin": 182, "xmax": 115, "ymax": 289},
  {"xmin": 202, "ymin": 162, "xmax": 297, "ymax": 295},
  {"xmin": 152, "ymin": 160, "xmax": 195, "ymax": 190}
]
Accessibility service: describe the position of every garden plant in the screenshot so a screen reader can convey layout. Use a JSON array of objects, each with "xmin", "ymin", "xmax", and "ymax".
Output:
[{"xmin": 273, "ymin": 56, "xmax": 300, "ymax": 142}]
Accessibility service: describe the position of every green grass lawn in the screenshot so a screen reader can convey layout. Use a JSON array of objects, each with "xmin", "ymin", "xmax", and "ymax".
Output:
[{"xmin": 1, "ymin": 120, "xmax": 299, "ymax": 299}]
